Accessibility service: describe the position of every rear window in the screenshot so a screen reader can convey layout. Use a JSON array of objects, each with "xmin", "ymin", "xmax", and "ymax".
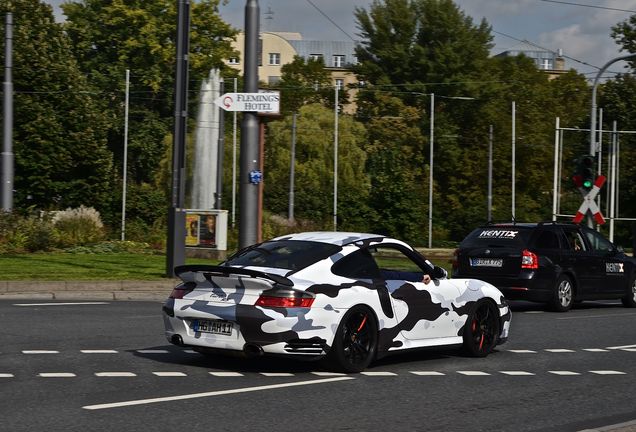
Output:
[
  {"xmin": 460, "ymin": 227, "xmax": 531, "ymax": 248},
  {"xmin": 224, "ymin": 240, "xmax": 341, "ymax": 271}
]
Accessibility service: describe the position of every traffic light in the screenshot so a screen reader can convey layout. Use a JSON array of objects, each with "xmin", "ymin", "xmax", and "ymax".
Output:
[{"xmin": 572, "ymin": 154, "xmax": 595, "ymax": 191}]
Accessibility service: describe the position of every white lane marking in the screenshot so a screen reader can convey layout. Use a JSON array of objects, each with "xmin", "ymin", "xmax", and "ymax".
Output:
[
  {"xmin": 311, "ymin": 372, "xmax": 346, "ymax": 376},
  {"xmin": 13, "ymin": 302, "xmax": 109, "ymax": 307},
  {"xmin": 622, "ymin": 348, "xmax": 636, "ymax": 352},
  {"xmin": 39, "ymin": 373, "xmax": 76, "ymax": 378},
  {"xmin": 545, "ymin": 349, "xmax": 575, "ymax": 353},
  {"xmin": 499, "ymin": 371, "xmax": 535, "ymax": 376},
  {"xmin": 549, "ymin": 371, "xmax": 580, "ymax": 376},
  {"xmin": 22, "ymin": 350, "xmax": 59, "ymax": 354},
  {"xmin": 360, "ymin": 371, "xmax": 397, "ymax": 376},
  {"xmin": 583, "ymin": 348, "xmax": 609, "ymax": 352},
  {"xmin": 457, "ymin": 371, "xmax": 490, "ymax": 376},
  {"xmin": 183, "ymin": 350, "xmax": 198, "ymax": 354},
  {"xmin": 410, "ymin": 371, "xmax": 445, "ymax": 376},
  {"xmin": 260, "ymin": 372, "xmax": 295, "ymax": 377},
  {"xmin": 557, "ymin": 313, "xmax": 636, "ymax": 320},
  {"xmin": 0, "ymin": 373, "xmax": 15, "ymax": 378},
  {"xmin": 95, "ymin": 372, "xmax": 137, "ymax": 377},
  {"xmin": 136, "ymin": 350, "xmax": 170, "ymax": 354},
  {"xmin": 590, "ymin": 370, "xmax": 626, "ymax": 375},
  {"xmin": 209, "ymin": 372, "xmax": 244, "ymax": 377},
  {"xmin": 524, "ymin": 311, "xmax": 544, "ymax": 314},
  {"xmin": 607, "ymin": 344, "xmax": 636, "ymax": 350},
  {"xmin": 82, "ymin": 376, "xmax": 355, "ymax": 410},
  {"xmin": 153, "ymin": 372, "xmax": 187, "ymax": 377},
  {"xmin": 507, "ymin": 349, "xmax": 537, "ymax": 353},
  {"xmin": 81, "ymin": 350, "xmax": 119, "ymax": 354}
]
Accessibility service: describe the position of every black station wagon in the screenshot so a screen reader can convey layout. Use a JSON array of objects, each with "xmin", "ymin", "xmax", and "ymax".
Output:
[{"xmin": 452, "ymin": 222, "xmax": 636, "ymax": 311}]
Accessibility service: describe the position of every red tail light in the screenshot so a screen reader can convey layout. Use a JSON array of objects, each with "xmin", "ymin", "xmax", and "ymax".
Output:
[
  {"xmin": 255, "ymin": 296, "xmax": 314, "ymax": 308},
  {"xmin": 521, "ymin": 249, "xmax": 538, "ymax": 269},
  {"xmin": 169, "ymin": 284, "xmax": 194, "ymax": 299}
]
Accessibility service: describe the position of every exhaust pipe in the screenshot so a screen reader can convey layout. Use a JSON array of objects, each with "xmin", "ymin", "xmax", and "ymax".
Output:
[
  {"xmin": 243, "ymin": 343, "xmax": 264, "ymax": 357},
  {"xmin": 171, "ymin": 334, "xmax": 184, "ymax": 346}
]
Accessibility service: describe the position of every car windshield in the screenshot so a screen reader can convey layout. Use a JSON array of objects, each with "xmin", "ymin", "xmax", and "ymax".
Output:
[
  {"xmin": 461, "ymin": 227, "xmax": 531, "ymax": 248},
  {"xmin": 224, "ymin": 240, "xmax": 341, "ymax": 271}
]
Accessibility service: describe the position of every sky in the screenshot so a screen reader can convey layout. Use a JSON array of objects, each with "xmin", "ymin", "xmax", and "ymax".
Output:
[{"xmin": 45, "ymin": 0, "xmax": 636, "ymax": 79}]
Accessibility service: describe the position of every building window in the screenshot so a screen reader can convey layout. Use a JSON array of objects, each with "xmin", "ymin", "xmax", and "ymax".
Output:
[
  {"xmin": 335, "ymin": 79, "xmax": 344, "ymax": 90},
  {"xmin": 541, "ymin": 58, "xmax": 553, "ymax": 70},
  {"xmin": 228, "ymin": 57, "xmax": 240, "ymax": 65},
  {"xmin": 268, "ymin": 76, "xmax": 281, "ymax": 85},
  {"xmin": 333, "ymin": 55, "xmax": 345, "ymax": 68},
  {"xmin": 309, "ymin": 54, "xmax": 323, "ymax": 63},
  {"xmin": 268, "ymin": 53, "xmax": 281, "ymax": 65}
]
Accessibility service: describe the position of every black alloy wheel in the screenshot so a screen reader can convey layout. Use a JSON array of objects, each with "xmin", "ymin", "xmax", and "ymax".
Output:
[
  {"xmin": 462, "ymin": 300, "xmax": 499, "ymax": 357},
  {"xmin": 328, "ymin": 306, "xmax": 378, "ymax": 373},
  {"xmin": 550, "ymin": 274, "xmax": 574, "ymax": 312}
]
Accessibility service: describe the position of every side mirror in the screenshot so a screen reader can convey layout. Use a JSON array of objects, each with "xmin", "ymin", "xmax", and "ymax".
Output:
[{"xmin": 432, "ymin": 265, "xmax": 448, "ymax": 280}]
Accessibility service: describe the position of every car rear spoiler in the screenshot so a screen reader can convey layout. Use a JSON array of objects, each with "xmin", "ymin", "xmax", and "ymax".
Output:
[{"xmin": 174, "ymin": 265, "xmax": 294, "ymax": 287}]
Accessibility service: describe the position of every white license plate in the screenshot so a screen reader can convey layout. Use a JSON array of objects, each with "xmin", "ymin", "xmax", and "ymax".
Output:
[
  {"xmin": 470, "ymin": 258, "xmax": 503, "ymax": 267},
  {"xmin": 191, "ymin": 319, "xmax": 233, "ymax": 335}
]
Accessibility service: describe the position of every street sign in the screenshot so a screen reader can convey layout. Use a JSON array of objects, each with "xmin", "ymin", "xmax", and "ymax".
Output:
[
  {"xmin": 573, "ymin": 175, "xmax": 606, "ymax": 224},
  {"xmin": 214, "ymin": 92, "xmax": 280, "ymax": 113}
]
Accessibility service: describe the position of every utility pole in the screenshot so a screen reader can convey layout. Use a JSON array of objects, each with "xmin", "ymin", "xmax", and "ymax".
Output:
[
  {"xmin": 289, "ymin": 112, "xmax": 297, "ymax": 222},
  {"xmin": 166, "ymin": 0, "xmax": 190, "ymax": 277},
  {"xmin": 2, "ymin": 13, "xmax": 13, "ymax": 212},
  {"xmin": 238, "ymin": 0, "xmax": 260, "ymax": 248}
]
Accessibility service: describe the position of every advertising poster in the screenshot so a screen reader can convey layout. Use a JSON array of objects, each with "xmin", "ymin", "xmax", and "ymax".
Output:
[{"xmin": 185, "ymin": 214, "xmax": 200, "ymax": 246}]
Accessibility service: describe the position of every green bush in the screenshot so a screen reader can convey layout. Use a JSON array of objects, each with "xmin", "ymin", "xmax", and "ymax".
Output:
[
  {"xmin": 0, "ymin": 211, "xmax": 58, "ymax": 253},
  {"xmin": 122, "ymin": 218, "xmax": 166, "ymax": 250},
  {"xmin": 52, "ymin": 206, "xmax": 105, "ymax": 248}
]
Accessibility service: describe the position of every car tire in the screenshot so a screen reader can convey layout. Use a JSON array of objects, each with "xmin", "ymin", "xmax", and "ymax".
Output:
[
  {"xmin": 621, "ymin": 276, "xmax": 636, "ymax": 308},
  {"xmin": 462, "ymin": 300, "xmax": 500, "ymax": 357},
  {"xmin": 327, "ymin": 306, "xmax": 378, "ymax": 373},
  {"xmin": 550, "ymin": 274, "xmax": 574, "ymax": 312}
]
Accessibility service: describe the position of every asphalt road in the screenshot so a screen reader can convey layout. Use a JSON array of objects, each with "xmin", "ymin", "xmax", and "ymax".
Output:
[{"xmin": 1, "ymin": 300, "xmax": 636, "ymax": 432}]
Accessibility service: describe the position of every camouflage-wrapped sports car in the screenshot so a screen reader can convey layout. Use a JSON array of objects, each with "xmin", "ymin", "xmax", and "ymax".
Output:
[{"xmin": 163, "ymin": 232, "xmax": 511, "ymax": 372}]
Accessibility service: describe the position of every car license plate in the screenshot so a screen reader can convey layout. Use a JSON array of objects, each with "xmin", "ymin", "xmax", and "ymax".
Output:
[
  {"xmin": 191, "ymin": 319, "xmax": 233, "ymax": 335},
  {"xmin": 470, "ymin": 258, "xmax": 503, "ymax": 267}
]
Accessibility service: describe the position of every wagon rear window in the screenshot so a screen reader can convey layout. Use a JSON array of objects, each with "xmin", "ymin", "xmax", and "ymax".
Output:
[
  {"xmin": 460, "ymin": 227, "xmax": 531, "ymax": 248},
  {"xmin": 225, "ymin": 240, "xmax": 341, "ymax": 271}
]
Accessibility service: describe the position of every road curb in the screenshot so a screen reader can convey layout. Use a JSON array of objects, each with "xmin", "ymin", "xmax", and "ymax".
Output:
[{"xmin": 0, "ymin": 280, "xmax": 176, "ymax": 301}]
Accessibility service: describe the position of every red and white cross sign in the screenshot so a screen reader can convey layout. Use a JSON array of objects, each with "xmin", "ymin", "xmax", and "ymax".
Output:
[{"xmin": 573, "ymin": 175, "xmax": 606, "ymax": 225}]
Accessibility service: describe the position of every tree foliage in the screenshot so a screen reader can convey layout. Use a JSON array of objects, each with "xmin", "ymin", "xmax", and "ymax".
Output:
[{"xmin": 1, "ymin": 0, "xmax": 113, "ymax": 211}]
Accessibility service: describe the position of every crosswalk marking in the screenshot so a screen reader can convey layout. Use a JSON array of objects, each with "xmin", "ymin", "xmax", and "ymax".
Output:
[
  {"xmin": 209, "ymin": 372, "xmax": 244, "ymax": 377},
  {"xmin": 39, "ymin": 373, "xmax": 76, "ymax": 378},
  {"xmin": 545, "ymin": 349, "xmax": 576, "ymax": 353},
  {"xmin": 360, "ymin": 371, "xmax": 397, "ymax": 376},
  {"xmin": 583, "ymin": 348, "xmax": 609, "ymax": 352},
  {"xmin": 499, "ymin": 371, "xmax": 535, "ymax": 376},
  {"xmin": 507, "ymin": 349, "xmax": 537, "ymax": 353},
  {"xmin": 260, "ymin": 372, "xmax": 295, "ymax": 377},
  {"xmin": 590, "ymin": 370, "xmax": 626, "ymax": 375},
  {"xmin": 22, "ymin": 350, "xmax": 59, "ymax": 354},
  {"xmin": 95, "ymin": 372, "xmax": 137, "ymax": 377},
  {"xmin": 153, "ymin": 372, "xmax": 187, "ymax": 377},
  {"xmin": 457, "ymin": 371, "xmax": 490, "ymax": 376},
  {"xmin": 0, "ymin": 373, "xmax": 15, "ymax": 378},
  {"xmin": 549, "ymin": 371, "xmax": 580, "ymax": 376},
  {"xmin": 81, "ymin": 350, "xmax": 118, "ymax": 354},
  {"xmin": 410, "ymin": 371, "xmax": 445, "ymax": 376}
]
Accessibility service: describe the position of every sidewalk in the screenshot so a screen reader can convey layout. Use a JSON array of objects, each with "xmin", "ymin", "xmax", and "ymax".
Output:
[{"xmin": 0, "ymin": 279, "xmax": 176, "ymax": 301}]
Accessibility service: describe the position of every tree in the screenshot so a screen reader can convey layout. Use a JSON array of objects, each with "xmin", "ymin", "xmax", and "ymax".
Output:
[
  {"xmin": 276, "ymin": 56, "xmax": 333, "ymax": 114},
  {"xmin": 0, "ymin": 0, "xmax": 113, "ymax": 212},
  {"xmin": 263, "ymin": 104, "xmax": 370, "ymax": 230},
  {"xmin": 61, "ymin": 0, "xmax": 238, "ymax": 224}
]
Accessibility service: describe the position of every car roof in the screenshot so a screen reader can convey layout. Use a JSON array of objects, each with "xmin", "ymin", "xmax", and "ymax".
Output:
[{"xmin": 271, "ymin": 231, "xmax": 385, "ymax": 247}]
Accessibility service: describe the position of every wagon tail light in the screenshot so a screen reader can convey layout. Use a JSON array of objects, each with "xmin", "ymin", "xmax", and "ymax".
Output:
[
  {"xmin": 255, "ymin": 290, "xmax": 314, "ymax": 308},
  {"xmin": 521, "ymin": 249, "xmax": 538, "ymax": 269}
]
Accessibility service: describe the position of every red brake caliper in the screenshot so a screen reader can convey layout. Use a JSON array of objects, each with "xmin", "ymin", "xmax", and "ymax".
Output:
[{"xmin": 357, "ymin": 315, "xmax": 367, "ymax": 332}]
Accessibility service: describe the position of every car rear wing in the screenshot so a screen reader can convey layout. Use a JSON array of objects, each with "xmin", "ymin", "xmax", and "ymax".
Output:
[{"xmin": 173, "ymin": 265, "xmax": 294, "ymax": 287}]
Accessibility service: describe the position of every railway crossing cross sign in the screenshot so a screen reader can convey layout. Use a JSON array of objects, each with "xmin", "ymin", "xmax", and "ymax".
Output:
[{"xmin": 572, "ymin": 175, "xmax": 606, "ymax": 225}]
